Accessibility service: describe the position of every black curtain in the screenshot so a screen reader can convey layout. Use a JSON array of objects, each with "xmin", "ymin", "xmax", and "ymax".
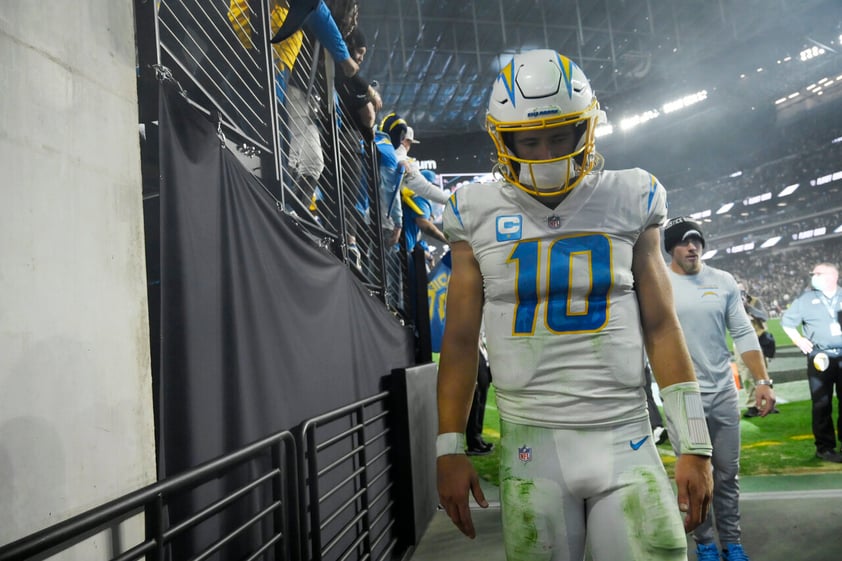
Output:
[{"xmin": 156, "ymin": 82, "xmax": 414, "ymax": 556}]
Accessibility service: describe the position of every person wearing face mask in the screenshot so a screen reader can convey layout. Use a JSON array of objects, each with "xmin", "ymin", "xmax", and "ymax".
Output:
[
  {"xmin": 781, "ymin": 262, "xmax": 842, "ymax": 463},
  {"xmin": 665, "ymin": 217, "xmax": 775, "ymax": 561},
  {"xmin": 436, "ymin": 49, "xmax": 714, "ymax": 561}
]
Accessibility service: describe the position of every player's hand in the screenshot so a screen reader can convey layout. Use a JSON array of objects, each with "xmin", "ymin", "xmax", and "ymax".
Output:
[
  {"xmin": 674, "ymin": 453, "xmax": 712, "ymax": 532},
  {"xmin": 437, "ymin": 454, "xmax": 488, "ymax": 538},
  {"xmin": 754, "ymin": 385, "xmax": 777, "ymax": 416}
]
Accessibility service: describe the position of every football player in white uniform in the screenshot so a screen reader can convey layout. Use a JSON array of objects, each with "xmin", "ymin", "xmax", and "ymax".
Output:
[{"xmin": 435, "ymin": 49, "xmax": 713, "ymax": 561}]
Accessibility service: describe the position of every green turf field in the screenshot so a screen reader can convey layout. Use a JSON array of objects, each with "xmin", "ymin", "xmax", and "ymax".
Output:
[{"xmin": 470, "ymin": 387, "xmax": 842, "ymax": 486}]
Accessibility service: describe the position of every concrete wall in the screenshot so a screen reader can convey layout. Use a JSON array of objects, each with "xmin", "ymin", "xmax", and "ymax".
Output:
[{"xmin": 0, "ymin": 1, "xmax": 157, "ymax": 556}]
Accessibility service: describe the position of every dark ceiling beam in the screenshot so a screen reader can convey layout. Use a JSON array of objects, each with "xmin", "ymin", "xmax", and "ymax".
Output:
[
  {"xmin": 574, "ymin": 0, "xmax": 585, "ymax": 63},
  {"xmin": 396, "ymin": 0, "xmax": 407, "ymax": 68},
  {"xmin": 539, "ymin": 2, "xmax": 548, "ymax": 49},
  {"xmin": 361, "ymin": 14, "xmax": 639, "ymax": 36},
  {"xmin": 414, "ymin": 0, "xmax": 424, "ymax": 42},
  {"xmin": 498, "ymin": 0, "xmax": 507, "ymax": 46},
  {"xmin": 372, "ymin": 46, "xmax": 614, "ymax": 64},
  {"xmin": 471, "ymin": 2, "xmax": 482, "ymax": 74},
  {"xmin": 605, "ymin": 0, "xmax": 618, "ymax": 93}
]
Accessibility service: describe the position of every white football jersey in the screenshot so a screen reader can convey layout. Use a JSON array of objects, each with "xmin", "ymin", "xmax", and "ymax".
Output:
[{"xmin": 443, "ymin": 168, "xmax": 667, "ymax": 428}]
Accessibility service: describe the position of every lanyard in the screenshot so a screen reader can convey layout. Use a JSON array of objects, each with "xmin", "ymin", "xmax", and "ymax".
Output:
[{"xmin": 819, "ymin": 292, "xmax": 839, "ymax": 320}]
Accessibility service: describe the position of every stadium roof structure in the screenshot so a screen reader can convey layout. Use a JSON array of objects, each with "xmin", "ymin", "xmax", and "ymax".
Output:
[{"xmin": 359, "ymin": 0, "xmax": 842, "ymax": 138}]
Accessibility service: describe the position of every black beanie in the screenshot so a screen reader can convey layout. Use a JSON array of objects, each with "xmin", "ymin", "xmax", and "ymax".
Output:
[{"xmin": 664, "ymin": 217, "xmax": 706, "ymax": 253}]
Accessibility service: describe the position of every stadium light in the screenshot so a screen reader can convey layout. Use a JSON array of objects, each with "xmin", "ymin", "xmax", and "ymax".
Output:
[
  {"xmin": 743, "ymin": 192, "xmax": 772, "ymax": 206},
  {"xmin": 793, "ymin": 227, "xmax": 827, "ymax": 241},
  {"xmin": 728, "ymin": 242, "xmax": 756, "ymax": 254},
  {"xmin": 760, "ymin": 237, "xmax": 782, "ymax": 249},
  {"xmin": 800, "ymin": 45, "xmax": 826, "ymax": 61},
  {"xmin": 816, "ymin": 170, "xmax": 842, "ymax": 186},
  {"xmin": 701, "ymin": 249, "xmax": 717, "ymax": 260},
  {"xmin": 716, "ymin": 202, "xmax": 735, "ymax": 214},
  {"xmin": 595, "ymin": 123, "xmax": 614, "ymax": 137},
  {"xmin": 662, "ymin": 90, "xmax": 708, "ymax": 114},
  {"xmin": 619, "ymin": 110, "xmax": 660, "ymax": 131},
  {"xmin": 778, "ymin": 183, "xmax": 799, "ymax": 197}
]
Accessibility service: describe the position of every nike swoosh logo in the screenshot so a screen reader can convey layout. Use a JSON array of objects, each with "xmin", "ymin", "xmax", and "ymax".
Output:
[{"xmin": 629, "ymin": 436, "xmax": 649, "ymax": 450}]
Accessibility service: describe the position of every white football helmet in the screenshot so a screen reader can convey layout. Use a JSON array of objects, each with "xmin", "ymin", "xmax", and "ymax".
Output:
[{"xmin": 486, "ymin": 49, "xmax": 605, "ymax": 197}]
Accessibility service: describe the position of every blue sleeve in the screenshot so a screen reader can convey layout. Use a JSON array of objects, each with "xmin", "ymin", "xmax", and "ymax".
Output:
[
  {"xmin": 417, "ymin": 197, "xmax": 433, "ymax": 220},
  {"xmin": 304, "ymin": 1, "xmax": 350, "ymax": 62}
]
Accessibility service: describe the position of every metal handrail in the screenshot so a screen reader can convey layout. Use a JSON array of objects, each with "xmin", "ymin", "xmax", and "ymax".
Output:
[
  {"xmin": 300, "ymin": 391, "xmax": 398, "ymax": 561},
  {"xmin": 0, "ymin": 430, "xmax": 297, "ymax": 561}
]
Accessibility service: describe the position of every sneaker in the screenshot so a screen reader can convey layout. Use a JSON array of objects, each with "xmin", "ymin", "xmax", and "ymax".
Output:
[
  {"xmin": 816, "ymin": 449, "xmax": 842, "ymax": 463},
  {"xmin": 695, "ymin": 542, "xmax": 719, "ymax": 561},
  {"xmin": 653, "ymin": 426, "xmax": 669, "ymax": 445},
  {"xmin": 721, "ymin": 542, "xmax": 750, "ymax": 561},
  {"xmin": 743, "ymin": 407, "xmax": 759, "ymax": 418}
]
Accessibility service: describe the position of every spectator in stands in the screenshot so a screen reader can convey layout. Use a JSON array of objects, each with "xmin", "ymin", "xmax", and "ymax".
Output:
[
  {"xmin": 335, "ymin": 27, "xmax": 381, "ymax": 142},
  {"xmin": 379, "ymin": 113, "xmax": 451, "ymax": 206},
  {"xmin": 781, "ymin": 262, "xmax": 842, "ymax": 463},
  {"xmin": 325, "ymin": 0, "xmax": 359, "ymax": 38},
  {"xmin": 373, "ymin": 127, "xmax": 403, "ymax": 247},
  {"xmin": 372, "ymin": 124, "xmax": 403, "ymax": 311},
  {"xmin": 228, "ymin": 0, "xmax": 358, "ymax": 213},
  {"xmin": 401, "ymin": 169, "xmax": 447, "ymax": 321},
  {"xmin": 736, "ymin": 281, "xmax": 779, "ymax": 418},
  {"xmin": 402, "ymin": 170, "xmax": 447, "ymax": 251}
]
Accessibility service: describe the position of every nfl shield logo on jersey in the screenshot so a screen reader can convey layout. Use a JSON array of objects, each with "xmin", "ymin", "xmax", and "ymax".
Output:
[
  {"xmin": 518, "ymin": 445, "xmax": 532, "ymax": 463},
  {"xmin": 547, "ymin": 215, "xmax": 561, "ymax": 229}
]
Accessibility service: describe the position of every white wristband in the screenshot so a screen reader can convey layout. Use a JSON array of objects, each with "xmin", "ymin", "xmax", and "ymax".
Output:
[
  {"xmin": 436, "ymin": 432, "xmax": 466, "ymax": 457},
  {"xmin": 661, "ymin": 381, "xmax": 712, "ymax": 457}
]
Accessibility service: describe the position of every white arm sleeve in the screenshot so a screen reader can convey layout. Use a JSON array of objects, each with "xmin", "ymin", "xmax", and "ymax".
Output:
[
  {"xmin": 403, "ymin": 170, "xmax": 451, "ymax": 205},
  {"xmin": 661, "ymin": 381, "xmax": 713, "ymax": 457}
]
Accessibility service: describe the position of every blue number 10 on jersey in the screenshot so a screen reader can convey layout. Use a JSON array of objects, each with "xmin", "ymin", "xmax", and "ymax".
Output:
[{"xmin": 509, "ymin": 233, "xmax": 612, "ymax": 335}]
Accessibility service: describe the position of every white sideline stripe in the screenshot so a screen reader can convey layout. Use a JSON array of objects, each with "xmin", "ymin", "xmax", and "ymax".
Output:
[{"xmin": 741, "ymin": 488, "xmax": 842, "ymax": 501}]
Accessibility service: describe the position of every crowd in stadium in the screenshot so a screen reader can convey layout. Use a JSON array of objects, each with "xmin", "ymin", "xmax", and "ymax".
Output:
[{"xmin": 662, "ymin": 113, "xmax": 842, "ymax": 312}]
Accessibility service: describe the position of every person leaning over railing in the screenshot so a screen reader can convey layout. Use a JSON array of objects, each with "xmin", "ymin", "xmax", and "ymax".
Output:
[
  {"xmin": 335, "ymin": 27, "xmax": 381, "ymax": 143},
  {"xmin": 228, "ymin": 0, "xmax": 359, "ymax": 211},
  {"xmin": 378, "ymin": 113, "xmax": 451, "ymax": 207}
]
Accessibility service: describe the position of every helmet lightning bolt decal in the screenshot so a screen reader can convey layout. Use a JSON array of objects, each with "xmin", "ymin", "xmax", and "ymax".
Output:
[
  {"xmin": 498, "ymin": 59, "xmax": 517, "ymax": 107},
  {"xmin": 556, "ymin": 54, "xmax": 575, "ymax": 99}
]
